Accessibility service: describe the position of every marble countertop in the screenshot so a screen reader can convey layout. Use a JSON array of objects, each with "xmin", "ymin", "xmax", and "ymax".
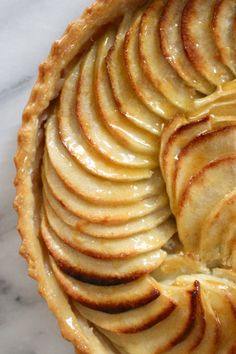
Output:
[{"xmin": 0, "ymin": 1, "xmax": 93, "ymax": 353}]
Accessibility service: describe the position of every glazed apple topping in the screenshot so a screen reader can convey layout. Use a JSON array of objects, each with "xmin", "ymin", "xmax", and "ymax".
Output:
[{"xmin": 33, "ymin": 0, "xmax": 236, "ymax": 352}]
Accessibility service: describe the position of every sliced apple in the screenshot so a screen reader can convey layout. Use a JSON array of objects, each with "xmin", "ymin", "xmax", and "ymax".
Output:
[
  {"xmin": 99, "ymin": 286, "xmax": 198, "ymax": 354},
  {"xmin": 160, "ymin": 0, "xmax": 214, "ymax": 95},
  {"xmin": 212, "ymin": 0, "xmax": 236, "ymax": 75},
  {"xmin": 161, "ymin": 116, "xmax": 211, "ymax": 210},
  {"xmin": 174, "ymin": 125, "xmax": 236, "ymax": 205},
  {"xmin": 175, "ymin": 275, "xmax": 221, "ymax": 354},
  {"xmin": 44, "ymin": 201, "xmax": 176, "ymax": 259},
  {"xmin": 152, "ymin": 254, "xmax": 209, "ymax": 285},
  {"xmin": 41, "ymin": 218, "xmax": 167, "ymax": 285},
  {"xmin": 44, "ymin": 150, "xmax": 161, "ymax": 206},
  {"xmin": 95, "ymin": 30, "xmax": 159, "ymax": 155},
  {"xmin": 197, "ymin": 276, "xmax": 236, "ymax": 353},
  {"xmin": 44, "ymin": 190, "xmax": 171, "ymax": 239},
  {"xmin": 182, "ymin": 0, "xmax": 234, "ymax": 85},
  {"xmin": 46, "ymin": 120, "xmax": 165, "ymax": 205},
  {"xmin": 58, "ymin": 57, "xmax": 156, "ymax": 177},
  {"xmin": 162, "ymin": 281, "xmax": 205, "ymax": 354},
  {"xmin": 75, "ymin": 287, "xmax": 176, "ymax": 334},
  {"xmin": 106, "ymin": 14, "xmax": 164, "ymax": 136},
  {"xmin": 139, "ymin": 0, "xmax": 199, "ymax": 111},
  {"xmin": 124, "ymin": 11, "xmax": 178, "ymax": 118},
  {"xmin": 77, "ymin": 42, "xmax": 158, "ymax": 168},
  {"xmin": 51, "ymin": 259, "xmax": 161, "ymax": 313},
  {"xmin": 177, "ymin": 156, "xmax": 236, "ymax": 252},
  {"xmin": 191, "ymin": 289, "xmax": 220, "ymax": 354},
  {"xmin": 213, "ymin": 268, "xmax": 236, "ymax": 284},
  {"xmin": 42, "ymin": 171, "xmax": 168, "ymax": 224},
  {"xmin": 200, "ymin": 190, "xmax": 236, "ymax": 268},
  {"xmin": 160, "ymin": 114, "xmax": 187, "ymax": 174}
]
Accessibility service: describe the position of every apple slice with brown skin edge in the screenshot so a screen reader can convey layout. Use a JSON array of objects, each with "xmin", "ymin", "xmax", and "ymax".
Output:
[
  {"xmin": 95, "ymin": 29, "xmax": 159, "ymax": 155},
  {"xmin": 58, "ymin": 53, "xmax": 157, "ymax": 176},
  {"xmin": 51, "ymin": 258, "xmax": 161, "ymax": 314},
  {"xmin": 199, "ymin": 190, "xmax": 236, "ymax": 268},
  {"xmin": 174, "ymin": 125, "xmax": 236, "ymax": 207},
  {"xmin": 41, "ymin": 218, "xmax": 167, "ymax": 286},
  {"xmin": 139, "ymin": 0, "xmax": 200, "ymax": 111},
  {"xmin": 44, "ymin": 201, "xmax": 176, "ymax": 260},
  {"xmin": 74, "ymin": 288, "xmax": 176, "ymax": 334},
  {"xmin": 160, "ymin": 114, "xmax": 187, "ymax": 174},
  {"xmin": 77, "ymin": 42, "xmax": 159, "ymax": 168},
  {"xmin": 106, "ymin": 14, "xmax": 164, "ymax": 136},
  {"xmin": 124, "ymin": 11, "xmax": 178, "ymax": 118},
  {"xmin": 175, "ymin": 276, "xmax": 221, "ymax": 354},
  {"xmin": 163, "ymin": 281, "xmax": 205, "ymax": 354},
  {"xmin": 182, "ymin": 0, "xmax": 234, "ymax": 85},
  {"xmin": 212, "ymin": 0, "xmax": 236, "ymax": 75},
  {"xmin": 44, "ymin": 147, "xmax": 162, "ymax": 206},
  {"xmin": 191, "ymin": 290, "xmax": 220, "ymax": 354},
  {"xmin": 45, "ymin": 126, "xmax": 164, "ymax": 206},
  {"xmin": 160, "ymin": 116, "xmax": 211, "ymax": 211},
  {"xmin": 160, "ymin": 0, "xmax": 214, "ymax": 95},
  {"xmin": 177, "ymin": 275, "xmax": 236, "ymax": 353},
  {"xmin": 42, "ymin": 167, "xmax": 168, "ymax": 225},
  {"xmin": 177, "ymin": 156, "xmax": 236, "ymax": 253},
  {"xmin": 44, "ymin": 191, "xmax": 172, "ymax": 239},
  {"xmin": 98, "ymin": 285, "xmax": 199, "ymax": 354}
]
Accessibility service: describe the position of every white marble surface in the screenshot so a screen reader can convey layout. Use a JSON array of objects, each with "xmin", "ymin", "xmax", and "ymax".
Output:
[{"xmin": 0, "ymin": 1, "xmax": 93, "ymax": 353}]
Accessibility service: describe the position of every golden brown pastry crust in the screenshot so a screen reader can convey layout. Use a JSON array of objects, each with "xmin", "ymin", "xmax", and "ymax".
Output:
[{"xmin": 14, "ymin": 1, "xmax": 147, "ymax": 353}]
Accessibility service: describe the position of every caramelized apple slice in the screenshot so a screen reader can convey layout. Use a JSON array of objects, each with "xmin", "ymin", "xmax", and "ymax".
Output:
[
  {"xmin": 41, "ymin": 219, "xmax": 167, "ymax": 285},
  {"xmin": 191, "ymin": 290, "xmax": 220, "ymax": 354},
  {"xmin": 162, "ymin": 281, "xmax": 205, "ymax": 354},
  {"xmin": 77, "ymin": 42, "xmax": 158, "ymax": 167},
  {"xmin": 175, "ymin": 125, "xmax": 236, "ymax": 205},
  {"xmin": 182, "ymin": 0, "xmax": 234, "ymax": 85},
  {"xmin": 212, "ymin": 0, "xmax": 236, "ymax": 75},
  {"xmin": 44, "ymin": 191, "xmax": 171, "ymax": 238},
  {"xmin": 46, "ymin": 122, "xmax": 164, "ymax": 205},
  {"xmin": 51, "ymin": 259, "xmax": 161, "ymax": 313},
  {"xmin": 124, "ymin": 12, "xmax": 178, "ymax": 118},
  {"xmin": 99, "ymin": 286, "xmax": 198, "ymax": 354},
  {"xmin": 106, "ymin": 14, "xmax": 163, "ymax": 135},
  {"xmin": 44, "ymin": 150, "xmax": 161, "ymax": 206},
  {"xmin": 195, "ymin": 276, "xmax": 236, "ymax": 353},
  {"xmin": 43, "ymin": 171, "xmax": 168, "ymax": 224},
  {"xmin": 95, "ymin": 30, "xmax": 158, "ymax": 155},
  {"xmin": 161, "ymin": 116, "xmax": 211, "ymax": 210},
  {"xmin": 44, "ymin": 201, "xmax": 176, "ymax": 259},
  {"xmin": 59, "ymin": 60, "xmax": 155, "ymax": 176},
  {"xmin": 139, "ymin": 0, "xmax": 199, "ymax": 111},
  {"xmin": 175, "ymin": 276, "xmax": 221, "ymax": 354},
  {"xmin": 177, "ymin": 156, "xmax": 236, "ymax": 252},
  {"xmin": 160, "ymin": 0, "xmax": 214, "ymax": 95},
  {"xmin": 75, "ymin": 287, "xmax": 176, "ymax": 334},
  {"xmin": 199, "ymin": 190, "xmax": 236, "ymax": 268}
]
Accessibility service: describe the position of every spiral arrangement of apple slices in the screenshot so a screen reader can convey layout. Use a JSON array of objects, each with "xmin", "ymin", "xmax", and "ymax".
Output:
[{"xmin": 40, "ymin": 0, "xmax": 236, "ymax": 352}]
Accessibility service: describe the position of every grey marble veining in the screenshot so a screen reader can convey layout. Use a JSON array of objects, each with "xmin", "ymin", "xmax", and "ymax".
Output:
[{"xmin": 0, "ymin": 1, "xmax": 93, "ymax": 353}]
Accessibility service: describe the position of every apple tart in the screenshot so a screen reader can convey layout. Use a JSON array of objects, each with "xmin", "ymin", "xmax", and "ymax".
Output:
[{"xmin": 15, "ymin": 0, "xmax": 236, "ymax": 353}]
